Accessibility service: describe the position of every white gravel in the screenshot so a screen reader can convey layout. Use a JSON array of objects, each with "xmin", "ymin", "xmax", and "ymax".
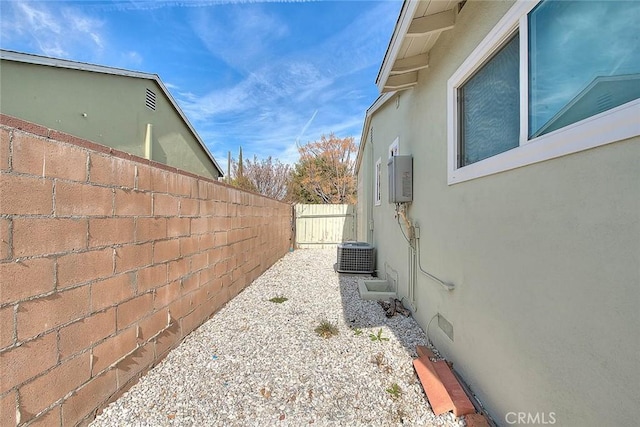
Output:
[{"xmin": 91, "ymin": 249, "xmax": 465, "ymax": 427}]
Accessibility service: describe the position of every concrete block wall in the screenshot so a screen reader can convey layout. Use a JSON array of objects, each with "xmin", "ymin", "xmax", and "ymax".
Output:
[{"xmin": 0, "ymin": 114, "xmax": 292, "ymax": 426}]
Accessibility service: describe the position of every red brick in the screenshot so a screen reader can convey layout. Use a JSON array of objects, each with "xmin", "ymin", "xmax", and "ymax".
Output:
[
  {"xmin": 116, "ymin": 293, "xmax": 153, "ymax": 331},
  {"xmin": 153, "ymin": 239, "xmax": 179, "ymax": 263},
  {"xmin": 165, "ymin": 173, "xmax": 180, "ymax": 196},
  {"xmin": 0, "ymin": 257, "xmax": 55, "ymax": 303},
  {"xmin": 89, "ymin": 218, "xmax": 135, "ymax": 248},
  {"xmin": 189, "ymin": 252, "xmax": 209, "ymax": 272},
  {"xmin": 137, "ymin": 264, "xmax": 167, "ymax": 293},
  {"xmin": 150, "ymin": 168, "xmax": 168, "ymax": 193},
  {"xmin": 416, "ymin": 345, "xmax": 435, "ymax": 359},
  {"xmin": 169, "ymin": 295, "xmax": 193, "ymax": 320},
  {"xmin": 28, "ymin": 406, "xmax": 61, "ymax": 427},
  {"xmin": 198, "ymin": 265, "xmax": 215, "ymax": 287},
  {"xmin": 153, "ymin": 193, "xmax": 179, "ymax": 216},
  {"xmin": 167, "ymin": 217, "xmax": 189, "ymax": 238},
  {"xmin": 196, "ymin": 180, "xmax": 208, "ymax": 200},
  {"xmin": 0, "ymin": 306, "xmax": 14, "ymax": 349},
  {"xmin": 57, "ymin": 248, "xmax": 113, "ymax": 288},
  {"xmin": 114, "ymin": 243, "xmax": 152, "ymax": 273},
  {"xmin": 0, "ymin": 128, "xmax": 10, "ymax": 172},
  {"xmin": 91, "ymin": 273, "xmax": 135, "ymax": 312},
  {"xmin": 413, "ymin": 356, "xmax": 453, "ymax": 416},
  {"xmin": 214, "ymin": 231, "xmax": 228, "ymax": 247},
  {"xmin": 0, "ymin": 173, "xmax": 53, "ymax": 215},
  {"xmin": 213, "ymin": 260, "xmax": 228, "ymax": 277},
  {"xmin": 55, "ymin": 181, "xmax": 113, "ymax": 216},
  {"xmin": 0, "ymin": 391, "xmax": 16, "ymax": 427},
  {"xmin": 154, "ymin": 321, "xmax": 181, "ymax": 359},
  {"xmin": 0, "ymin": 332, "xmax": 58, "ymax": 394},
  {"xmin": 11, "ymin": 132, "xmax": 45, "ymax": 176},
  {"xmin": 167, "ymin": 258, "xmax": 189, "ymax": 283},
  {"xmin": 182, "ymin": 176, "xmax": 200, "ymax": 199},
  {"xmin": 179, "ymin": 236, "xmax": 199, "ymax": 257},
  {"xmin": 62, "ymin": 369, "xmax": 117, "ymax": 426},
  {"xmin": 46, "ymin": 141, "xmax": 89, "ymax": 181},
  {"xmin": 190, "ymin": 217, "xmax": 208, "ymax": 235},
  {"xmin": 139, "ymin": 308, "xmax": 168, "ymax": 340},
  {"xmin": 89, "ymin": 153, "xmax": 135, "ymax": 188},
  {"xmin": 18, "ymin": 353, "xmax": 90, "ymax": 422},
  {"xmin": 153, "ymin": 280, "xmax": 180, "ymax": 310},
  {"xmin": 199, "ymin": 199, "xmax": 215, "ymax": 216},
  {"xmin": 13, "ymin": 133, "xmax": 88, "ymax": 182},
  {"xmin": 114, "ymin": 189, "xmax": 151, "ymax": 216},
  {"xmin": 59, "ymin": 309, "xmax": 116, "ymax": 359},
  {"xmin": 135, "ymin": 164, "xmax": 152, "ymax": 192},
  {"xmin": 135, "ymin": 217, "xmax": 166, "ymax": 242},
  {"xmin": 91, "ymin": 327, "xmax": 136, "ymax": 375},
  {"xmin": 181, "ymin": 304, "xmax": 210, "ymax": 336},
  {"xmin": 181, "ymin": 273, "xmax": 199, "ymax": 294},
  {"xmin": 432, "ymin": 360, "xmax": 475, "ymax": 417},
  {"xmin": 198, "ymin": 234, "xmax": 215, "ymax": 252},
  {"xmin": 12, "ymin": 218, "xmax": 86, "ymax": 257},
  {"xmin": 179, "ymin": 197, "xmax": 199, "ymax": 216},
  {"xmin": 116, "ymin": 341, "xmax": 154, "ymax": 388},
  {"xmin": 465, "ymin": 413, "xmax": 490, "ymax": 427},
  {"xmin": 17, "ymin": 285, "xmax": 90, "ymax": 341},
  {"xmin": 0, "ymin": 218, "xmax": 10, "ymax": 260}
]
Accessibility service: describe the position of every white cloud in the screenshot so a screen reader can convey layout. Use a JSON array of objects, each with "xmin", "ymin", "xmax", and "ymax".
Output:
[
  {"xmin": 180, "ymin": 1, "xmax": 398, "ymax": 163},
  {"xmin": 0, "ymin": 1, "xmax": 105, "ymax": 59},
  {"xmin": 192, "ymin": 5, "xmax": 289, "ymax": 70}
]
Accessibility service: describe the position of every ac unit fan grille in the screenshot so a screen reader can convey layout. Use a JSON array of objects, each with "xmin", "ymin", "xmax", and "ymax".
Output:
[{"xmin": 336, "ymin": 242, "xmax": 375, "ymax": 274}]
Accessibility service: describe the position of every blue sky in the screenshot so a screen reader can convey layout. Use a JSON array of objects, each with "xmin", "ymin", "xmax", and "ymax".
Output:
[{"xmin": 0, "ymin": 0, "xmax": 402, "ymax": 170}]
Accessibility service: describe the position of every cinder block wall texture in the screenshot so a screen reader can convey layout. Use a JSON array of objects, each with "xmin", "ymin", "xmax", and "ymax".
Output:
[{"xmin": 0, "ymin": 114, "xmax": 292, "ymax": 426}]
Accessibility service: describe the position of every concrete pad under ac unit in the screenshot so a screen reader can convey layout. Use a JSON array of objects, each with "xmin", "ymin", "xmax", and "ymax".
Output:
[{"xmin": 358, "ymin": 279, "xmax": 396, "ymax": 300}]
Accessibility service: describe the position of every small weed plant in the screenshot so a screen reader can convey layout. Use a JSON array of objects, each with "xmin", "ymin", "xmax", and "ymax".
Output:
[
  {"xmin": 369, "ymin": 328, "xmax": 390, "ymax": 342},
  {"xmin": 315, "ymin": 320, "xmax": 339, "ymax": 339},
  {"xmin": 352, "ymin": 327, "xmax": 363, "ymax": 336},
  {"xmin": 269, "ymin": 295, "xmax": 288, "ymax": 304},
  {"xmin": 386, "ymin": 383, "xmax": 402, "ymax": 399}
]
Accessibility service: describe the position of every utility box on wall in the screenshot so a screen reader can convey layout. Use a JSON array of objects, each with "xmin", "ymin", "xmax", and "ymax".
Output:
[{"xmin": 388, "ymin": 155, "xmax": 413, "ymax": 203}]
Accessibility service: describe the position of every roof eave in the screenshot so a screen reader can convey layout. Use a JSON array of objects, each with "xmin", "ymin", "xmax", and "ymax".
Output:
[
  {"xmin": 355, "ymin": 92, "xmax": 396, "ymax": 174},
  {"xmin": 376, "ymin": 0, "xmax": 423, "ymax": 93}
]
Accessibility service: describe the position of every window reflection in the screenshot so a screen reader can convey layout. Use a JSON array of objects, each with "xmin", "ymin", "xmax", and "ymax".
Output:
[{"xmin": 529, "ymin": 0, "xmax": 640, "ymax": 138}]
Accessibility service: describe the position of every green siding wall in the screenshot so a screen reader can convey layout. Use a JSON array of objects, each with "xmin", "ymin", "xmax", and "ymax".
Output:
[
  {"xmin": 0, "ymin": 60, "xmax": 220, "ymax": 179},
  {"xmin": 360, "ymin": 1, "xmax": 639, "ymax": 426}
]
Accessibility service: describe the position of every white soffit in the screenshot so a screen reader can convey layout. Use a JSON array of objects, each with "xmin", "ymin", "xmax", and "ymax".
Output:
[{"xmin": 377, "ymin": 0, "xmax": 459, "ymax": 93}]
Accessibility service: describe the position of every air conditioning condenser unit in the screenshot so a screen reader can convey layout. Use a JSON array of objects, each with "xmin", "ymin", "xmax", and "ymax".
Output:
[{"xmin": 336, "ymin": 242, "xmax": 375, "ymax": 274}]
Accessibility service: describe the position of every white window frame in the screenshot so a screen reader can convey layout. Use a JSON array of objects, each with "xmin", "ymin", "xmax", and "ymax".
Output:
[
  {"xmin": 374, "ymin": 157, "xmax": 382, "ymax": 206},
  {"xmin": 447, "ymin": 0, "xmax": 640, "ymax": 185},
  {"xmin": 389, "ymin": 137, "xmax": 399, "ymax": 159}
]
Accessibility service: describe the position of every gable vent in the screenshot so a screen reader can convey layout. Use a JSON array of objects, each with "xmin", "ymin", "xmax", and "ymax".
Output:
[
  {"xmin": 596, "ymin": 93, "xmax": 613, "ymax": 114},
  {"xmin": 145, "ymin": 88, "xmax": 157, "ymax": 111}
]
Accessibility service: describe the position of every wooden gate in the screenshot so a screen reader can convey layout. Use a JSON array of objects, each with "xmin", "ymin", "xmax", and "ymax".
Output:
[{"xmin": 294, "ymin": 204, "xmax": 356, "ymax": 249}]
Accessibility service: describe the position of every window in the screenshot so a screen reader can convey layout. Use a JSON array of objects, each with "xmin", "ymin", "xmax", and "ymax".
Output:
[
  {"xmin": 374, "ymin": 158, "xmax": 382, "ymax": 206},
  {"xmin": 448, "ymin": 0, "xmax": 640, "ymax": 184},
  {"xmin": 459, "ymin": 34, "xmax": 520, "ymax": 167}
]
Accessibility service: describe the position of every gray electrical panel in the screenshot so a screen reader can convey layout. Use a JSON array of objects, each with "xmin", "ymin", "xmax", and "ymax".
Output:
[{"xmin": 388, "ymin": 155, "xmax": 413, "ymax": 203}]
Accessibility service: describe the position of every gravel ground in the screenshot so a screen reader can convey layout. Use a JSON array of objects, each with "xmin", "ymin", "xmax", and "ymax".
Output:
[{"xmin": 91, "ymin": 249, "xmax": 466, "ymax": 427}]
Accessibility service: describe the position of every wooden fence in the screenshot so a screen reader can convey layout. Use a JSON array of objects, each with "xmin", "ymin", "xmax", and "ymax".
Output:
[{"xmin": 294, "ymin": 204, "xmax": 356, "ymax": 249}]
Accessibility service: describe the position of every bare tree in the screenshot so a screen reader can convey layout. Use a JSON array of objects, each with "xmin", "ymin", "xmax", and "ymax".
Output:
[
  {"xmin": 230, "ymin": 150, "xmax": 292, "ymax": 201},
  {"xmin": 289, "ymin": 133, "xmax": 356, "ymax": 204}
]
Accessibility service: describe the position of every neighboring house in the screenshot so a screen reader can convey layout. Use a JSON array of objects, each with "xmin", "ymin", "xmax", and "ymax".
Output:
[
  {"xmin": 356, "ymin": 1, "xmax": 639, "ymax": 426},
  {"xmin": 0, "ymin": 50, "xmax": 223, "ymax": 179}
]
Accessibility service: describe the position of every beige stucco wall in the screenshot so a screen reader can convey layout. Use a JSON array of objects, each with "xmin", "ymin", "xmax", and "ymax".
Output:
[
  {"xmin": 360, "ymin": 1, "xmax": 640, "ymax": 426},
  {"xmin": 0, "ymin": 60, "xmax": 220, "ymax": 179}
]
